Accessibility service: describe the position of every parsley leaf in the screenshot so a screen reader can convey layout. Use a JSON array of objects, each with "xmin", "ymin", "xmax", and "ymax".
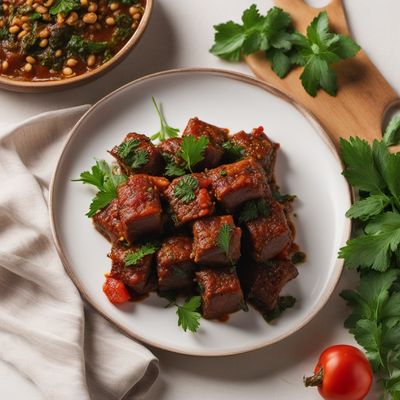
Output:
[
  {"xmin": 151, "ymin": 97, "xmax": 179, "ymax": 142},
  {"xmin": 73, "ymin": 160, "xmax": 127, "ymax": 217},
  {"xmin": 179, "ymin": 135, "xmax": 209, "ymax": 172},
  {"xmin": 176, "ymin": 296, "xmax": 202, "ymax": 332},
  {"xmin": 173, "ymin": 175, "xmax": 198, "ymax": 203},
  {"xmin": 238, "ymin": 198, "xmax": 270, "ymax": 224},
  {"xmin": 50, "ymin": 0, "xmax": 80, "ymax": 15},
  {"xmin": 124, "ymin": 243, "xmax": 160, "ymax": 266},
  {"xmin": 116, "ymin": 139, "xmax": 149, "ymax": 171},
  {"xmin": 383, "ymin": 115, "xmax": 400, "ymax": 147},
  {"xmin": 346, "ymin": 194, "xmax": 390, "ymax": 221},
  {"xmin": 217, "ymin": 223, "xmax": 232, "ymax": 259}
]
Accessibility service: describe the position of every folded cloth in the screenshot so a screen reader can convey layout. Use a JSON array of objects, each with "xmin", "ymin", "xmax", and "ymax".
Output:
[{"xmin": 0, "ymin": 106, "xmax": 159, "ymax": 400}]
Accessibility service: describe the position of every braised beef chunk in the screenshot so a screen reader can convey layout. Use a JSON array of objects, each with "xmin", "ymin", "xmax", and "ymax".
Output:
[
  {"xmin": 196, "ymin": 267, "xmax": 244, "ymax": 319},
  {"xmin": 183, "ymin": 117, "xmax": 228, "ymax": 169},
  {"xmin": 192, "ymin": 215, "xmax": 241, "ymax": 266},
  {"xmin": 157, "ymin": 236, "xmax": 195, "ymax": 291},
  {"xmin": 117, "ymin": 175, "xmax": 164, "ymax": 242},
  {"xmin": 230, "ymin": 127, "xmax": 279, "ymax": 176},
  {"xmin": 242, "ymin": 260, "xmax": 298, "ymax": 312},
  {"xmin": 109, "ymin": 243, "xmax": 154, "ymax": 294},
  {"xmin": 164, "ymin": 173, "xmax": 215, "ymax": 226},
  {"xmin": 245, "ymin": 200, "xmax": 292, "ymax": 262},
  {"xmin": 158, "ymin": 138, "xmax": 186, "ymax": 176},
  {"xmin": 92, "ymin": 198, "xmax": 123, "ymax": 243},
  {"xmin": 110, "ymin": 133, "xmax": 164, "ymax": 176},
  {"xmin": 207, "ymin": 157, "xmax": 271, "ymax": 211}
]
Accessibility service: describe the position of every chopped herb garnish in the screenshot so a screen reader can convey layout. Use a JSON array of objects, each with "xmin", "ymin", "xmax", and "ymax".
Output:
[
  {"xmin": 176, "ymin": 296, "xmax": 202, "ymax": 333},
  {"xmin": 124, "ymin": 242, "xmax": 160, "ymax": 266},
  {"xmin": 173, "ymin": 175, "xmax": 198, "ymax": 203},
  {"xmin": 217, "ymin": 223, "xmax": 232, "ymax": 259},
  {"xmin": 162, "ymin": 152, "xmax": 186, "ymax": 178},
  {"xmin": 151, "ymin": 97, "xmax": 180, "ymax": 142},
  {"xmin": 220, "ymin": 169, "xmax": 227, "ymax": 177},
  {"xmin": 223, "ymin": 140, "xmax": 245, "ymax": 160},
  {"xmin": 291, "ymin": 251, "xmax": 306, "ymax": 264},
  {"xmin": 117, "ymin": 138, "xmax": 140, "ymax": 158},
  {"xmin": 130, "ymin": 149, "xmax": 149, "ymax": 170},
  {"xmin": 263, "ymin": 296, "xmax": 296, "ymax": 322},
  {"xmin": 117, "ymin": 139, "xmax": 148, "ymax": 171},
  {"xmin": 50, "ymin": 0, "xmax": 80, "ymax": 15},
  {"xmin": 179, "ymin": 135, "xmax": 209, "ymax": 172},
  {"xmin": 272, "ymin": 191, "xmax": 296, "ymax": 203},
  {"xmin": 238, "ymin": 198, "xmax": 270, "ymax": 224},
  {"xmin": 67, "ymin": 34, "xmax": 108, "ymax": 55},
  {"xmin": 73, "ymin": 160, "xmax": 127, "ymax": 217}
]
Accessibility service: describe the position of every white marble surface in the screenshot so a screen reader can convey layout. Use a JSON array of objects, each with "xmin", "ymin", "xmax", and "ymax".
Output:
[{"xmin": 1, "ymin": 1, "xmax": 399, "ymax": 398}]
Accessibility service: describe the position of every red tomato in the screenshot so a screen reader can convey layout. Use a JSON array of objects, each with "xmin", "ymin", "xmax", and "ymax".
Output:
[
  {"xmin": 103, "ymin": 277, "xmax": 131, "ymax": 304},
  {"xmin": 305, "ymin": 344, "xmax": 373, "ymax": 400}
]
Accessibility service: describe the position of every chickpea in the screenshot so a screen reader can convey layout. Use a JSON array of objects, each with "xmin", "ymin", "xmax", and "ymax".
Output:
[
  {"xmin": 39, "ymin": 38, "xmax": 48, "ymax": 47},
  {"xmin": 66, "ymin": 11, "xmax": 79, "ymax": 25},
  {"xmin": 9, "ymin": 25, "xmax": 20, "ymax": 34},
  {"xmin": 26, "ymin": 56, "xmax": 36, "ymax": 64},
  {"xmin": 63, "ymin": 67, "xmax": 73, "ymax": 76},
  {"xmin": 36, "ymin": 5, "xmax": 48, "ymax": 14},
  {"xmin": 88, "ymin": 3, "xmax": 97, "ymax": 12},
  {"xmin": 55, "ymin": 49, "xmax": 63, "ymax": 57},
  {"xmin": 22, "ymin": 23, "xmax": 31, "ymax": 31},
  {"xmin": 17, "ymin": 30, "xmax": 27, "ymax": 39},
  {"xmin": 26, "ymin": 0, "xmax": 33, "ymax": 5},
  {"xmin": 3, "ymin": 4, "xmax": 8, "ymax": 11},
  {"xmin": 133, "ymin": 13, "xmax": 142, "ymax": 21},
  {"xmin": 82, "ymin": 12, "xmax": 97, "ymax": 24},
  {"xmin": 129, "ymin": 6, "xmax": 139, "ymax": 15},
  {"xmin": 39, "ymin": 28, "xmax": 49, "ymax": 38},
  {"xmin": 2, "ymin": 60, "xmax": 9, "ymax": 71},
  {"xmin": 66, "ymin": 58, "xmax": 78, "ymax": 67},
  {"xmin": 80, "ymin": 0, "xmax": 88, "ymax": 6},
  {"xmin": 110, "ymin": 2, "xmax": 119, "ymax": 11},
  {"xmin": 21, "ymin": 16, "xmax": 29, "ymax": 22},
  {"xmin": 87, "ymin": 54, "xmax": 96, "ymax": 67},
  {"xmin": 44, "ymin": 0, "xmax": 54, "ymax": 7},
  {"xmin": 24, "ymin": 63, "xmax": 33, "ymax": 72},
  {"xmin": 105, "ymin": 17, "xmax": 115, "ymax": 26}
]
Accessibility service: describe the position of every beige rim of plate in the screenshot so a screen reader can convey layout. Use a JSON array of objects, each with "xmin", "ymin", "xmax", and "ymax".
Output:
[{"xmin": 49, "ymin": 68, "xmax": 352, "ymax": 356}]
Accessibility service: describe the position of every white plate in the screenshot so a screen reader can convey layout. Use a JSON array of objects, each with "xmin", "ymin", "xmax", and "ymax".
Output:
[{"xmin": 50, "ymin": 68, "xmax": 351, "ymax": 356}]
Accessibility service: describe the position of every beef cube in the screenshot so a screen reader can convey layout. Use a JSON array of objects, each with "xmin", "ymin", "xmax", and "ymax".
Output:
[
  {"xmin": 183, "ymin": 117, "xmax": 228, "ymax": 169},
  {"xmin": 207, "ymin": 157, "xmax": 270, "ymax": 211},
  {"xmin": 110, "ymin": 132, "xmax": 164, "ymax": 176},
  {"xmin": 158, "ymin": 138, "xmax": 187, "ymax": 176},
  {"xmin": 196, "ymin": 267, "xmax": 244, "ymax": 319},
  {"xmin": 245, "ymin": 200, "xmax": 292, "ymax": 262},
  {"xmin": 242, "ymin": 260, "xmax": 298, "ymax": 311},
  {"xmin": 108, "ymin": 243, "xmax": 154, "ymax": 294},
  {"xmin": 164, "ymin": 173, "xmax": 214, "ymax": 226},
  {"xmin": 230, "ymin": 127, "xmax": 279, "ymax": 176},
  {"xmin": 156, "ymin": 235, "xmax": 195, "ymax": 291},
  {"xmin": 92, "ymin": 198, "xmax": 123, "ymax": 242},
  {"xmin": 192, "ymin": 215, "xmax": 241, "ymax": 266},
  {"xmin": 117, "ymin": 174, "xmax": 165, "ymax": 242}
]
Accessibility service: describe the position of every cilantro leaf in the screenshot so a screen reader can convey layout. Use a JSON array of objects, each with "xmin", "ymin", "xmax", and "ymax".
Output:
[
  {"xmin": 238, "ymin": 198, "xmax": 270, "ymax": 224},
  {"xmin": 50, "ymin": 0, "xmax": 80, "ymax": 15},
  {"xmin": 130, "ymin": 149, "xmax": 149, "ymax": 170},
  {"xmin": 346, "ymin": 194, "xmax": 390, "ymax": 221},
  {"xmin": 151, "ymin": 97, "xmax": 180, "ymax": 142},
  {"xmin": 210, "ymin": 21, "xmax": 245, "ymax": 61},
  {"xmin": 73, "ymin": 160, "xmax": 127, "ymax": 217},
  {"xmin": 176, "ymin": 296, "xmax": 202, "ymax": 332},
  {"xmin": 217, "ymin": 223, "xmax": 232, "ymax": 259},
  {"xmin": 124, "ymin": 243, "xmax": 160, "ymax": 266},
  {"xmin": 116, "ymin": 139, "xmax": 148, "ymax": 171},
  {"xmin": 383, "ymin": 115, "xmax": 400, "ymax": 147},
  {"xmin": 165, "ymin": 161, "xmax": 186, "ymax": 178},
  {"xmin": 173, "ymin": 175, "xmax": 198, "ymax": 203},
  {"xmin": 222, "ymin": 140, "xmax": 245, "ymax": 160},
  {"xmin": 117, "ymin": 138, "xmax": 140, "ymax": 159},
  {"xmin": 179, "ymin": 135, "xmax": 209, "ymax": 172}
]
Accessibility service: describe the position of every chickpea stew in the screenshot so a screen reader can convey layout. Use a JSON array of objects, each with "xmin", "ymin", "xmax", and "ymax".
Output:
[{"xmin": 0, "ymin": 0, "xmax": 145, "ymax": 81}]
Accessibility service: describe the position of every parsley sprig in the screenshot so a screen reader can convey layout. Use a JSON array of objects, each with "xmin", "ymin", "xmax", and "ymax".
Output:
[
  {"xmin": 179, "ymin": 135, "xmax": 209, "ymax": 172},
  {"xmin": 117, "ymin": 139, "xmax": 149, "ymax": 171},
  {"xmin": 124, "ymin": 243, "xmax": 160, "ymax": 266},
  {"xmin": 217, "ymin": 223, "xmax": 232, "ymax": 259},
  {"xmin": 210, "ymin": 5, "xmax": 360, "ymax": 97},
  {"xmin": 339, "ymin": 116, "xmax": 400, "ymax": 398},
  {"xmin": 173, "ymin": 175, "xmax": 198, "ymax": 203},
  {"xmin": 73, "ymin": 160, "xmax": 127, "ymax": 217},
  {"xmin": 151, "ymin": 97, "xmax": 180, "ymax": 142}
]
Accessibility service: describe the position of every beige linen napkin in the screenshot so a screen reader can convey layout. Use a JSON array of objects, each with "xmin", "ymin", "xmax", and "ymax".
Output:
[{"xmin": 0, "ymin": 106, "xmax": 159, "ymax": 400}]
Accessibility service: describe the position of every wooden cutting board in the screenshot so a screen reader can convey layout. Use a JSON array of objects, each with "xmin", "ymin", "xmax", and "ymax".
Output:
[{"xmin": 245, "ymin": 0, "xmax": 399, "ymax": 148}]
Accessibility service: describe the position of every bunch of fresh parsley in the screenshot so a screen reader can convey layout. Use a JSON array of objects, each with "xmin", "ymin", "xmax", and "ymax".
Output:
[
  {"xmin": 339, "ymin": 116, "xmax": 400, "ymax": 398},
  {"xmin": 210, "ymin": 5, "xmax": 360, "ymax": 97}
]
